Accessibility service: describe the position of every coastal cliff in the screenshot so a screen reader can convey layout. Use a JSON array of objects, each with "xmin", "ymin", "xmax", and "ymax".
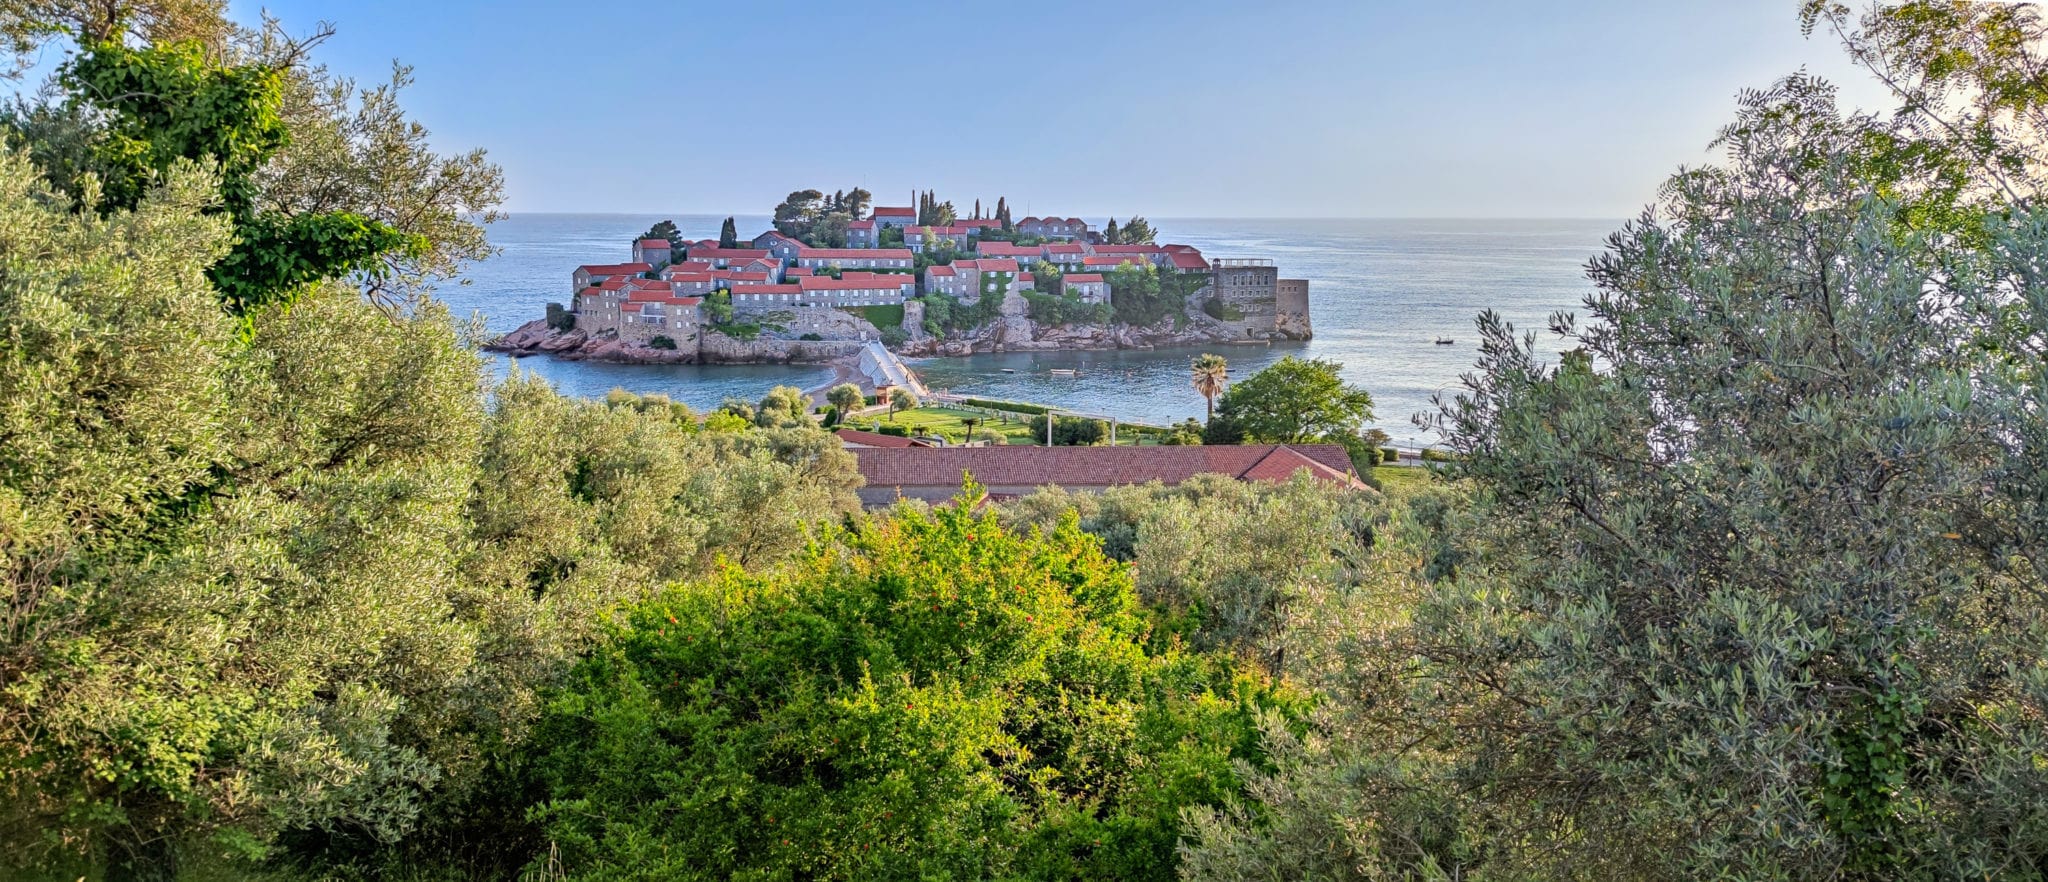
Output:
[
  {"xmin": 486, "ymin": 319, "xmax": 861, "ymax": 365},
  {"xmin": 487, "ymin": 307, "xmax": 1296, "ymax": 366}
]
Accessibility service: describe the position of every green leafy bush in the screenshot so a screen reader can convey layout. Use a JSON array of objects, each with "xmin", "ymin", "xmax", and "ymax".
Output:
[
  {"xmin": 1026, "ymin": 413, "xmax": 1109, "ymax": 446},
  {"xmin": 545, "ymin": 301, "xmax": 576, "ymax": 331},
  {"xmin": 960, "ymin": 398, "xmax": 1048, "ymax": 415},
  {"xmin": 524, "ymin": 492, "xmax": 1291, "ymax": 880},
  {"xmin": 647, "ymin": 335, "xmax": 676, "ymax": 350}
]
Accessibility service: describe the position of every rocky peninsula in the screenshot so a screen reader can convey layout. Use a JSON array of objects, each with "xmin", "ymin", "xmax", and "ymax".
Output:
[{"xmin": 485, "ymin": 192, "xmax": 1311, "ymax": 368}]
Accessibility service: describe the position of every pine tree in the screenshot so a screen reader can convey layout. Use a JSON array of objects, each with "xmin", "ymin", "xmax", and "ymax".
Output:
[
  {"xmin": 719, "ymin": 217, "xmax": 738, "ymax": 249},
  {"xmin": 974, "ymin": 198, "xmax": 982, "ymax": 220},
  {"xmin": 1105, "ymin": 217, "xmax": 1120, "ymax": 244}
]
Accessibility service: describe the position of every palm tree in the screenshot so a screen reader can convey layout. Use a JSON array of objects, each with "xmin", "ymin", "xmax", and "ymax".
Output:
[{"xmin": 1191, "ymin": 353, "xmax": 1228, "ymax": 422}]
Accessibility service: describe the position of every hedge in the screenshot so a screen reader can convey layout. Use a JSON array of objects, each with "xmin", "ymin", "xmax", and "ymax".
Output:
[{"xmin": 960, "ymin": 398, "xmax": 1049, "ymax": 415}]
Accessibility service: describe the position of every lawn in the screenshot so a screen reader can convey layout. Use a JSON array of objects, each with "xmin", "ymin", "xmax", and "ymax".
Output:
[
  {"xmin": 840, "ymin": 304, "xmax": 904, "ymax": 330},
  {"xmin": 843, "ymin": 406, "xmax": 1041, "ymax": 445}
]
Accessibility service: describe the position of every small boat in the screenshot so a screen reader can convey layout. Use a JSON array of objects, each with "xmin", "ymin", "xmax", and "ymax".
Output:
[
  {"xmin": 1049, "ymin": 368, "xmax": 1081, "ymax": 377},
  {"xmin": 1000, "ymin": 368, "xmax": 1017, "ymax": 373},
  {"xmin": 1433, "ymin": 338, "xmax": 1455, "ymax": 345}
]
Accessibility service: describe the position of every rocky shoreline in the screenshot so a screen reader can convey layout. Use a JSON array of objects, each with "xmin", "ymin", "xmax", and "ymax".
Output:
[{"xmin": 485, "ymin": 312, "xmax": 1291, "ymax": 367}]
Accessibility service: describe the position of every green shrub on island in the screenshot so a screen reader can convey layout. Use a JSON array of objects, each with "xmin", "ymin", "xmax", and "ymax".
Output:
[
  {"xmin": 798, "ymin": 332, "xmax": 823, "ymax": 341},
  {"xmin": 523, "ymin": 489, "xmax": 1295, "ymax": 881},
  {"xmin": 546, "ymin": 301, "xmax": 576, "ymax": 331},
  {"xmin": 1023, "ymin": 290, "xmax": 1112, "ymax": 326},
  {"xmin": 875, "ymin": 423, "xmax": 909, "ymax": 437},
  {"xmin": 648, "ymin": 334, "xmax": 676, "ymax": 350}
]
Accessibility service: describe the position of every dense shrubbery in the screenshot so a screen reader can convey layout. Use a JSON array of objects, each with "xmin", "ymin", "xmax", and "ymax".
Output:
[
  {"xmin": 524, "ymin": 491, "xmax": 1297, "ymax": 880},
  {"xmin": 1023, "ymin": 290, "xmax": 1112, "ymax": 326},
  {"xmin": 1025, "ymin": 413, "xmax": 1110, "ymax": 446}
]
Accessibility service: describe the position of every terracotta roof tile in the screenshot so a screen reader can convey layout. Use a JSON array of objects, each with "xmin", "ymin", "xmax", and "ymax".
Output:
[{"xmin": 798, "ymin": 247, "xmax": 915, "ymax": 260}]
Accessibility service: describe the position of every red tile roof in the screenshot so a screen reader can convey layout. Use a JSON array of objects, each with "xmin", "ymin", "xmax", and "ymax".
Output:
[
  {"xmin": 688, "ymin": 248, "xmax": 771, "ymax": 260},
  {"xmin": 871, "ymin": 206, "xmax": 915, "ymax": 218},
  {"xmin": 847, "ymin": 220, "xmax": 877, "ymax": 230},
  {"xmin": 785, "ymin": 266, "xmax": 815, "ymax": 276},
  {"xmin": 926, "ymin": 266, "xmax": 957, "ymax": 277},
  {"xmin": 578, "ymin": 262, "xmax": 654, "ymax": 276},
  {"xmin": 976, "ymin": 242, "xmax": 1041, "ymax": 257},
  {"xmin": 1082, "ymin": 256, "xmax": 1143, "ymax": 268},
  {"xmin": 973, "ymin": 259, "xmax": 1021, "ymax": 273},
  {"xmin": 835, "ymin": 428, "xmax": 935, "ymax": 448},
  {"xmin": 636, "ymin": 238, "xmax": 671, "ymax": 249},
  {"xmin": 850, "ymin": 445, "xmax": 1363, "ymax": 491},
  {"xmin": 621, "ymin": 302, "xmax": 643, "ymax": 312},
  {"xmin": 666, "ymin": 272, "xmax": 714, "ymax": 283},
  {"xmin": 1063, "ymin": 273, "xmax": 1105, "ymax": 283},
  {"xmin": 1044, "ymin": 243, "xmax": 1085, "ymax": 254},
  {"xmin": 1167, "ymin": 252, "xmax": 1210, "ymax": 270},
  {"xmin": 798, "ymin": 247, "xmax": 915, "ymax": 260}
]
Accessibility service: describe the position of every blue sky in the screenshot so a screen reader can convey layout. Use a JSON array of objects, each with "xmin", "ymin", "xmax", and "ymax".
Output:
[{"xmin": 222, "ymin": 0, "xmax": 1882, "ymax": 218}]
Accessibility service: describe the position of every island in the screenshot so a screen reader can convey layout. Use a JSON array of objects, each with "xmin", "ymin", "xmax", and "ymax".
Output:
[{"xmin": 488, "ymin": 187, "xmax": 1311, "ymax": 367}]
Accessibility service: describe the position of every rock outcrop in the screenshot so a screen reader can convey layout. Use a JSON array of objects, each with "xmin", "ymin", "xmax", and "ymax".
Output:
[{"xmin": 488, "ymin": 305, "xmax": 1279, "ymax": 367}]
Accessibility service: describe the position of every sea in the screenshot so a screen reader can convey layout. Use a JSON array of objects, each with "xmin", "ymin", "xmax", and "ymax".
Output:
[{"xmin": 442, "ymin": 214, "xmax": 1620, "ymax": 447}]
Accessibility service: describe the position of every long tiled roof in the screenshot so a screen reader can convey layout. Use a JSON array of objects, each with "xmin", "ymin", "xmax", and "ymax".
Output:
[
  {"xmin": 851, "ymin": 444, "xmax": 1362, "ymax": 491},
  {"xmin": 578, "ymin": 262, "xmax": 654, "ymax": 275},
  {"xmin": 798, "ymin": 247, "xmax": 915, "ymax": 260}
]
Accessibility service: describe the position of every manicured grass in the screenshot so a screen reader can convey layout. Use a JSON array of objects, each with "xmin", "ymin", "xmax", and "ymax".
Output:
[
  {"xmin": 846, "ymin": 407, "xmax": 1041, "ymax": 445},
  {"xmin": 840, "ymin": 304, "xmax": 905, "ymax": 330}
]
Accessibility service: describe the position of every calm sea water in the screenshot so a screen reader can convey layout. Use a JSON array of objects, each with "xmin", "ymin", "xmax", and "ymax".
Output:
[{"xmin": 442, "ymin": 214, "xmax": 1618, "ymax": 446}]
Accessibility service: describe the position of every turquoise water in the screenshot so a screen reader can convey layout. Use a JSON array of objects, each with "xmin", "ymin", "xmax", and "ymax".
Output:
[{"xmin": 444, "ymin": 214, "xmax": 1617, "ymax": 446}]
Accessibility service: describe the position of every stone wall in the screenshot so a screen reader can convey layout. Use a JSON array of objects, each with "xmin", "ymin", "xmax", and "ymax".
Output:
[
  {"xmin": 1275, "ymin": 278, "xmax": 1313, "ymax": 340},
  {"xmin": 1207, "ymin": 264, "xmax": 1279, "ymax": 339}
]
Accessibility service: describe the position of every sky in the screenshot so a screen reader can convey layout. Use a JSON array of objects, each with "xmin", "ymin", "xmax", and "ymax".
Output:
[{"xmin": 215, "ymin": 0, "xmax": 1890, "ymax": 218}]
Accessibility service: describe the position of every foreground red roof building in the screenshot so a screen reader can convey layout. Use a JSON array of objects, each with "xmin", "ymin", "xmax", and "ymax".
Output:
[{"xmin": 849, "ymin": 444, "xmax": 1365, "ymax": 506}]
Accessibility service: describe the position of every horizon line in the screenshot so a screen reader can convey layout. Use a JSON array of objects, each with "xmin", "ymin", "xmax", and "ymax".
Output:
[{"xmin": 492, "ymin": 211, "xmax": 1631, "ymax": 222}]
